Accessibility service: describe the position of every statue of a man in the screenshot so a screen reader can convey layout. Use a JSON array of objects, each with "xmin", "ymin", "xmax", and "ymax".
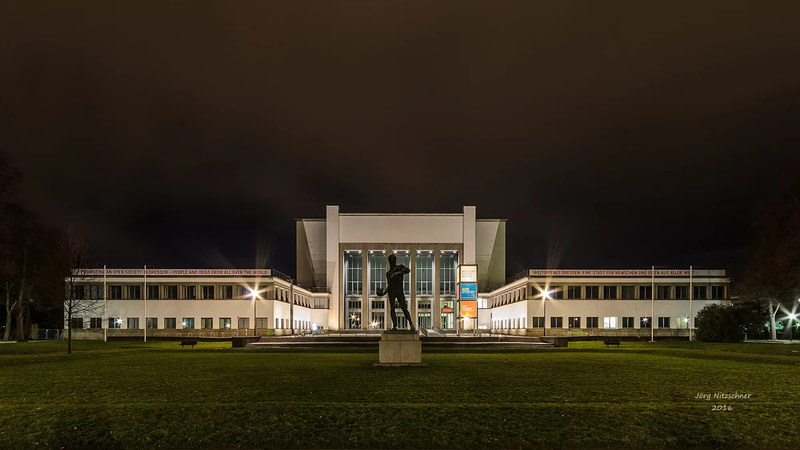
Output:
[{"xmin": 376, "ymin": 253, "xmax": 415, "ymax": 331}]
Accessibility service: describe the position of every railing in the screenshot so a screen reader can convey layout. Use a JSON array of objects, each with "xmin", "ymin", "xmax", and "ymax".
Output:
[
  {"xmin": 504, "ymin": 271, "xmax": 529, "ymax": 286},
  {"xmin": 270, "ymin": 270, "xmax": 294, "ymax": 283},
  {"xmin": 36, "ymin": 329, "xmax": 61, "ymax": 340}
]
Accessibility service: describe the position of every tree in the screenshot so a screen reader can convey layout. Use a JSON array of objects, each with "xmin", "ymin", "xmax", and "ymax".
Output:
[
  {"xmin": 57, "ymin": 233, "xmax": 97, "ymax": 354},
  {"xmin": 739, "ymin": 188, "xmax": 800, "ymax": 340},
  {"xmin": 695, "ymin": 303, "xmax": 759, "ymax": 343}
]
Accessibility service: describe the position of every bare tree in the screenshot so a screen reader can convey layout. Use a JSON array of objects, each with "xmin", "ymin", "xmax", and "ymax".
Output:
[{"xmin": 58, "ymin": 233, "xmax": 97, "ymax": 354}]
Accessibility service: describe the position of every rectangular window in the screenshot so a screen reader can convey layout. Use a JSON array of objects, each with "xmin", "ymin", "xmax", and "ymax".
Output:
[
  {"xmin": 550, "ymin": 316, "xmax": 563, "ymax": 328},
  {"xmin": 219, "ymin": 285, "xmax": 233, "ymax": 299},
  {"xmin": 183, "ymin": 285, "xmax": 196, "ymax": 300},
  {"xmin": 182, "ymin": 318, "xmax": 195, "ymax": 329},
  {"xmin": 89, "ymin": 285, "xmax": 103, "ymax": 300},
  {"xmin": 349, "ymin": 313, "xmax": 361, "ymax": 329},
  {"xmin": 585, "ymin": 286, "xmax": 599, "ymax": 299},
  {"xmin": 620, "ymin": 286, "xmax": 636, "ymax": 300},
  {"xmin": 108, "ymin": 318, "xmax": 121, "ymax": 329},
  {"xmin": 369, "ymin": 251, "xmax": 387, "ymax": 295},
  {"xmin": 69, "ymin": 318, "xmax": 84, "ymax": 329},
  {"xmin": 147, "ymin": 285, "xmax": 159, "ymax": 300},
  {"xmin": 164, "ymin": 318, "xmax": 176, "ymax": 329},
  {"xmin": 657, "ymin": 285, "xmax": 671, "ymax": 300},
  {"xmin": 416, "ymin": 312, "xmax": 429, "ymax": 329},
  {"xmin": 164, "ymin": 285, "xmax": 178, "ymax": 300},
  {"xmin": 640, "ymin": 317, "xmax": 652, "ymax": 328},
  {"xmin": 73, "ymin": 285, "xmax": 85, "ymax": 299},
  {"xmin": 710, "ymin": 285, "xmax": 725, "ymax": 300},
  {"xmin": 658, "ymin": 316, "xmax": 670, "ymax": 328},
  {"xmin": 586, "ymin": 317, "xmax": 599, "ymax": 328},
  {"xmin": 548, "ymin": 286, "xmax": 563, "ymax": 299},
  {"xmin": 603, "ymin": 286, "xmax": 617, "ymax": 299},
  {"xmin": 201, "ymin": 318, "xmax": 213, "ymax": 329},
  {"xmin": 219, "ymin": 318, "xmax": 231, "ymax": 329},
  {"xmin": 146, "ymin": 317, "xmax": 157, "ymax": 329},
  {"xmin": 693, "ymin": 285, "xmax": 707, "ymax": 300},
  {"xmin": 676, "ymin": 317, "xmax": 690, "ymax": 328},
  {"xmin": 127, "ymin": 318, "xmax": 139, "ymax": 329},
  {"xmin": 371, "ymin": 300, "xmax": 385, "ymax": 310},
  {"xmin": 622, "ymin": 317, "xmax": 634, "ymax": 328},
  {"xmin": 418, "ymin": 300, "xmax": 432, "ymax": 309},
  {"xmin": 567, "ymin": 286, "xmax": 581, "ymax": 299},
  {"xmin": 531, "ymin": 316, "xmax": 545, "ymax": 328},
  {"xmin": 639, "ymin": 285, "xmax": 652, "ymax": 300},
  {"xmin": 89, "ymin": 318, "xmax": 102, "ymax": 329},
  {"xmin": 255, "ymin": 317, "xmax": 268, "ymax": 329},
  {"xmin": 603, "ymin": 317, "xmax": 618, "ymax": 329},
  {"xmin": 393, "ymin": 251, "xmax": 411, "ymax": 295},
  {"xmin": 201, "ymin": 285, "xmax": 215, "ymax": 299},
  {"xmin": 439, "ymin": 251, "xmax": 459, "ymax": 295},
  {"xmin": 568, "ymin": 317, "xmax": 581, "ymax": 328},
  {"xmin": 109, "ymin": 285, "xmax": 122, "ymax": 300},
  {"xmin": 238, "ymin": 317, "xmax": 249, "ymax": 329},
  {"xmin": 127, "ymin": 285, "xmax": 141, "ymax": 300},
  {"xmin": 674, "ymin": 285, "xmax": 688, "ymax": 300},
  {"xmin": 344, "ymin": 251, "xmax": 363, "ymax": 296},
  {"xmin": 348, "ymin": 300, "xmax": 361, "ymax": 309},
  {"xmin": 416, "ymin": 251, "xmax": 434, "ymax": 295}
]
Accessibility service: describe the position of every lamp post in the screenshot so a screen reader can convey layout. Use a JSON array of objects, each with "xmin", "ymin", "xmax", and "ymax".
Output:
[
  {"xmin": 249, "ymin": 286, "xmax": 259, "ymax": 337},
  {"xmin": 790, "ymin": 314, "xmax": 797, "ymax": 343},
  {"xmin": 541, "ymin": 289, "xmax": 551, "ymax": 337}
]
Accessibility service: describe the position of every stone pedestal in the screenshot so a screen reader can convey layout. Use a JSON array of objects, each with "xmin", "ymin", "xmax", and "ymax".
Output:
[{"xmin": 375, "ymin": 330, "xmax": 426, "ymax": 367}]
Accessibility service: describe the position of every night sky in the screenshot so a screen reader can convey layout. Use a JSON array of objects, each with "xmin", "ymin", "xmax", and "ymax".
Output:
[{"xmin": 2, "ymin": 2, "xmax": 799, "ymax": 278}]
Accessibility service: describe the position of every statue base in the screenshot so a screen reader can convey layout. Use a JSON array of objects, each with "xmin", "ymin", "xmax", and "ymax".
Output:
[{"xmin": 374, "ymin": 330, "xmax": 426, "ymax": 367}]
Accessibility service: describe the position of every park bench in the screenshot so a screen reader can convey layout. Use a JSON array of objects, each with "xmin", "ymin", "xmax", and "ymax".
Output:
[
  {"xmin": 603, "ymin": 337, "xmax": 621, "ymax": 348},
  {"xmin": 179, "ymin": 340, "xmax": 198, "ymax": 348}
]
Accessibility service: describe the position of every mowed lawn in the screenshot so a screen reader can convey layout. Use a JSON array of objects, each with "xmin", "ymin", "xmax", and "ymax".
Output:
[{"xmin": 1, "ymin": 341, "xmax": 799, "ymax": 449}]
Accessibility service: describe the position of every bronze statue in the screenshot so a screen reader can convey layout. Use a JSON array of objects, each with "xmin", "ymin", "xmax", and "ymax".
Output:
[{"xmin": 375, "ymin": 253, "xmax": 415, "ymax": 331}]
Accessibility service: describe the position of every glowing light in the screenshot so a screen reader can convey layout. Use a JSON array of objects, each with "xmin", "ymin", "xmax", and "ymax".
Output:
[{"xmin": 540, "ymin": 289, "xmax": 552, "ymax": 299}]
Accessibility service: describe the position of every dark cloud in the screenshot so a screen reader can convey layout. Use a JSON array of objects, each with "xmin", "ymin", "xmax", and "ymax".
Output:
[{"xmin": 1, "ymin": 1, "xmax": 799, "ymax": 276}]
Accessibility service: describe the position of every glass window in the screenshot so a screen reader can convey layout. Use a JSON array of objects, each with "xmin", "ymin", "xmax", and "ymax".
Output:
[
  {"xmin": 640, "ymin": 317, "xmax": 651, "ymax": 328},
  {"xmin": 89, "ymin": 285, "xmax": 103, "ymax": 300},
  {"xmin": 183, "ymin": 285, "xmax": 196, "ymax": 300},
  {"xmin": 710, "ymin": 285, "xmax": 725, "ymax": 300},
  {"xmin": 676, "ymin": 317, "xmax": 690, "ymax": 328},
  {"xmin": 440, "ymin": 251, "xmax": 458, "ymax": 296},
  {"xmin": 344, "ymin": 251, "xmax": 363, "ymax": 296},
  {"xmin": 219, "ymin": 285, "xmax": 233, "ymax": 299},
  {"xmin": 256, "ymin": 317, "xmax": 269, "ymax": 329},
  {"xmin": 73, "ymin": 285, "xmax": 85, "ymax": 299},
  {"xmin": 164, "ymin": 318, "xmax": 177, "ymax": 329},
  {"xmin": 531, "ymin": 316, "xmax": 545, "ymax": 328},
  {"xmin": 127, "ymin": 285, "xmax": 141, "ymax": 300},
  {"xmin": 349, "ymin": 313, "xmax": 361, "ymax": 329},
  {"xmin": 348, "ymin": 300, "xmax": 361, "ymax": 309},
  {"xmin": 550, "ymin": 316, "xmax": 563, "ymax": 328},
  {"xmin": 201, "ymin": 285, "xmax": 215, "ymax": 299},
  {"xmin": 146, "ymin": 317, "xmax": 157, "ymax": 329},
  {"xmin": 369, "ymin": 251, "xmax": 387, "ymax": 295},
  {"xmin": 238, "ymin": 317, "xmax": 249, "ymax": 329},
  {"xmin": 585, "ymin": 286, "xmax": 599, "ymax": 299},
  {"xmin": 658, "ymin": 316, "xmax": 670, "ymax": 328},
  {"xmin": 146, "ymin": 285, "xmax": 159, "ymax": 300},
  {"xmin": 620, "ymin": 286, "xmax": 635, "ymax": 300},
  {"xmin": 108, "ymin": 318, "xmax": 121, "ymax": 329},
  {"xmin": 639, "ymin": 285, "xmax": 652, "ymax": 300},
  {"xmin": 568, "ymin": 317, "xmax": 581, "ymax": 328},
  {"xmin": 201, "ymin": 318, "xmax": 213, "ymax": 329},
  {"xmin": 393, "ymin": 251, "xmax": 411, "ymax": 295},
  {"xmin": 371, "ymin": 312, "xmax": 385, "ymax": 329},
  {"xmin": 164, "ymin": 285, "xmax": 178, "ymax": 300},
  {"xmin": 416, "ymin": 251, "xmax": 434, "ymax": 295},
  {"xmin": 657, "ymin": 285, "xmax": 671, "ymax": 300},
  {"xmin": 603, "ymin": 317, "xmax": 618, "ymax": 329},
  {"xmin": 109, "ymin": 285, "xmax": 122, "ymax": 300},
  {"xmin": 693, "ymin": 285, "xmax": 707, "ymax": 300},
  {"xmin": 622, "ymin": 317, "xmax": 634, "ymax": 328},
  {"xmin": 603, "ymin": 286, "xmax": 617, "ymax": 299},
  {"xmin": 586, "ymin": 317, "xmax": 599, "ymax": 328},
  {"xmin": 416, "ymin": 312, "xmax": 430, "ymax": 329},
  {"xmin": 219, "ymin": 318, "xmax": 231, "ymax": 329},
  {"xmin": 567, "ymin": 286, "xmax": 581, "ymax": 299},
  {"xmin": 89, "ymin": 318, "xmax": 102, "ymax": 329},
  {"xmin": 182, "ymin": 318, "xmax": 195, "ymax": 329},
  {"xmin": 674, "ymin": 286, "xmax": 688, "ymax": 300},
  {"xmin": 127, "ymin": 318, "xmax": 139, "ymax": 329},
  {"xmin": 69, "ymin": 318, "xmax": 84, "ymax": 329},
  {"xmin": 549, "ymin": 286, "xmax": 563, "ymax": 299}
]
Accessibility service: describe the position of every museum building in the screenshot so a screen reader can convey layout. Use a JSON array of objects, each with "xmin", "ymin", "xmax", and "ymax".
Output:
[{"xmin": 67, "ymin": 206, "xmax": 730, "ymax": 338}]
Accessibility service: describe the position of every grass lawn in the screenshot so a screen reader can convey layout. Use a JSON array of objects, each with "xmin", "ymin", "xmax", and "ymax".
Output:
[{"xmin": 1, "ymin": 340, "xmax": 799, "ymax": 448}]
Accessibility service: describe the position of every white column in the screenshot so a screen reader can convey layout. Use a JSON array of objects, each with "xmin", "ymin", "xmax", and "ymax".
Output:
[
  {"xmin": 326, "ymin": 205, "xmax": 340, "ymax": 330},
  {"xmin": 462, "ymin": 206, "xmax": 477, "ymax": 265}
]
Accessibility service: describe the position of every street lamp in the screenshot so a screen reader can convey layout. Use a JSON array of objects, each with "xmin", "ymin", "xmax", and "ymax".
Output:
[
  {"xmin": 540, "ymin": 289, "xmax": 552, "ymax": 337},
  {"xmin": 790, "ymin": 314, "xmax": 797, "ymax": 342},
  {"xmin": 250, "ymin": 287, "xmax": 259, "ymax": 337}
]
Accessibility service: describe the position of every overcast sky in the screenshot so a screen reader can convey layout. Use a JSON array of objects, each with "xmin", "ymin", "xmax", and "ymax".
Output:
[{"xmin": 1, "ymin": 1, "xmax": 799, "ymax": 277}]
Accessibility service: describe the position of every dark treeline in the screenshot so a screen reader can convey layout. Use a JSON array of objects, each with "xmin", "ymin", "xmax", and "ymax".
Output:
[{"xmin": 1, "ymin": 150, "xmax": 83, "ymax": 341}]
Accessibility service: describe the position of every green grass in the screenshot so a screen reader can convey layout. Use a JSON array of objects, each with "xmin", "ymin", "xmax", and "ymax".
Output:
[{"xmin": 1, "ymin": 340, "xmax": 798, "ymax": 448}]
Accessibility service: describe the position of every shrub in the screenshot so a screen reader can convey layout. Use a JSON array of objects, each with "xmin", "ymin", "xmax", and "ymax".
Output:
[{"xmin": 696, "ymin": 304, "xmax": 757, "ymax": 343}]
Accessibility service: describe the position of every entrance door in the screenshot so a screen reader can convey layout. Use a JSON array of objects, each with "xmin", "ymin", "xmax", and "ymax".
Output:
[{"xmin": 418, "ymin": 312, "xmax": 431, "ymax": 329}]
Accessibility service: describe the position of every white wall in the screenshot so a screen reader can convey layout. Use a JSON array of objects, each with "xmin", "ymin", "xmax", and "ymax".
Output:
[{"xmin": 338, "ymin": 214, "xmax": 464, "ymax": 244}]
